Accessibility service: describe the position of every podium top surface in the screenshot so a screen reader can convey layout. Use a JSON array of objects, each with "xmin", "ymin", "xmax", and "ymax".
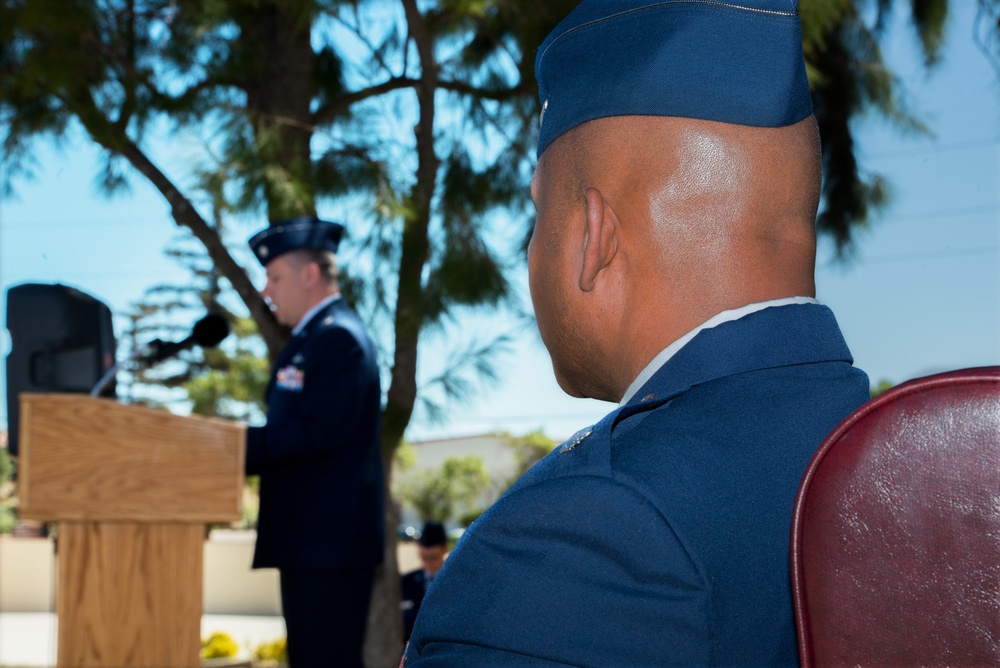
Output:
[{"xmin": 17, "ymin": 394, "xmax": 246, "ymax": 523}]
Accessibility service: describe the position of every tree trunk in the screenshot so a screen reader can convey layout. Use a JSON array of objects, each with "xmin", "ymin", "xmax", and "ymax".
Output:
[
  {"xmin": 364, "ymin": 1, "xmax": 440, "ymax": 665},
  {"xmin": 236, "ymin": 1, "xmax": 316, "ymax": 220},
  {"xmin": 95, "ymin": 130, "xmax": 290, "ymax": 358},
  {"xmin": 364, "ymin": 449, "xmax": 404, "ymax": 667}
]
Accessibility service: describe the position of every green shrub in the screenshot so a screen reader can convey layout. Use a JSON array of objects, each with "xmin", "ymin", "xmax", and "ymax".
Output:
[
  {"xmin": 0, "ymin": 506, "xmax": 15, "ymax": 534},
  {"xmin": 0, "ymin": 447, "xmax": 17, "ymax": 535},
  {"xmin": 201, "ymin": 631, "xmax": 239, "ymax": 659},
  {"xmin": 0, "ymin": 447, "xmax": 14, "ymax": 485}
]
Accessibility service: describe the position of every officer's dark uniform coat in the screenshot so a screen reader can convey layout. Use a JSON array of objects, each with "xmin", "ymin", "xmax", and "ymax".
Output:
[
  {"xmin": 404, "ymin": 303, "xmax": 870, "ymax": 666},
  {"xmin": 246, "ymin": 297, "xmax": 384, "ymax": 570},
  {"xmin": 401, "ymin": 569, "xmax": 431, "ymax": 643}
]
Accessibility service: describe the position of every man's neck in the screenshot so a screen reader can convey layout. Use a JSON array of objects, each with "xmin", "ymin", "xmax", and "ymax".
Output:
[
  {"xmin": 292, "ymin": 291, "xmax": 341, "ymax": 335},
  {"xmin": 618, "ymin": 296, "xmax": 819, "ymax": 405}
]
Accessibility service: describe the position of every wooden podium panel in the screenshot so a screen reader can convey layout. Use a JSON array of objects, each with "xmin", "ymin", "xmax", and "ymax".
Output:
[
  {"xmin": 18, "ymin": 394, "xmax": 245, "ymax": 523},
  {"xmin": 57, "ymin": 522, "xmax": 203, "ymax": 668},
  {"xmin": 16, "ymin": 394, "xmax": 246, "ymax": 667}
]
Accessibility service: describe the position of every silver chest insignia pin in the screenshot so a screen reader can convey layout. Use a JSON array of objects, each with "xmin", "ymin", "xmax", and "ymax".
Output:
[{"xmin": 559, "ymin": 426, "xmax": 593, "ymax": 454}]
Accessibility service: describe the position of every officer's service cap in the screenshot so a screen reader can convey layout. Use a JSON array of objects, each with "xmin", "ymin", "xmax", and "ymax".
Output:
[
  {"xmin": 248, "ymin": 217, "xmax": 345, "ymax": 267},
  {"xmin": 535, "ymin": 0, "xmax": 813, "ymax": 156}
]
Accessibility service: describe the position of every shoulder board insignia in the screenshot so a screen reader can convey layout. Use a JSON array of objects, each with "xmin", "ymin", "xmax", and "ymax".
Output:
[{"xmin": 559, "ymin": 426, "xmax": 593, "ymax": 454}]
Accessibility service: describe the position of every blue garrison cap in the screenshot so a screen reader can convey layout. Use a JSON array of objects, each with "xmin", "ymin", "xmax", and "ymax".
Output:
[
  {"xmin": 248, "ymin": 217, "xmax": 345, "ymax": 266},
  {"xmin": 535, "ymin": 0, "xmax": 813, "ymax": 156}
]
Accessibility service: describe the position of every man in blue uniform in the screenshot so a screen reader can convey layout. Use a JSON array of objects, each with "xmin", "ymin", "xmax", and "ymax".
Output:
[
  {"xmin": 403, "ymin": 1, "xmax": 871, "ymax": 666},
  {"xmin": 246, "ymin": 218, "xmax": 383, "ymax": 668},
  {"xmin": 401, "ymin": 521, "xmax": 449, "ymax": 644}
]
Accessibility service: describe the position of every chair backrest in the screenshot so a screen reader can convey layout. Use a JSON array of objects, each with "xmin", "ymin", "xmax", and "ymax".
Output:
[{"xmin": 791, "ymin": 367, "xmax": 1000, "ymax": 668}]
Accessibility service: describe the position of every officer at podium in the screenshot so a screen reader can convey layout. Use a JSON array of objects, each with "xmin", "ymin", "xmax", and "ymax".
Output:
[{"xmin": 246, "ymin": 217, "xmax": 384, "ymax": 668}]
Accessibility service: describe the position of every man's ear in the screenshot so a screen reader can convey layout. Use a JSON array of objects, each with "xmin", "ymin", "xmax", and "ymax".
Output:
[
  {"xmin": 580, "ymin": 187, "xmax": 619, "ymax": 292},
  {"xmin": 302, "ymin": 260, "xmax": 322, "ymax": 288}
]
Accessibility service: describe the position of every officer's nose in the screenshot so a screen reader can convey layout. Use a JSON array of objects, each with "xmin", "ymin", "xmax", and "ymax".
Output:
[{"xmin": 260, "ymin": 288, "xmax": 275, "ymax": 311}]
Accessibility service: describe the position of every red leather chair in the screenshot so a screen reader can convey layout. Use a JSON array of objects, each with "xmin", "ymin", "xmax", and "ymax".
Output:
[{"xmin": 791, "ymin": 367, "xmax": 1000, "ymax": 667}]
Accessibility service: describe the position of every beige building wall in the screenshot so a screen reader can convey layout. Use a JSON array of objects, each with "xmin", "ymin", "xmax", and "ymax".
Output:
[
  {"xmin": 403, "ymin": 434, "xmax": 518, "ymax": 477},
  {"xmin": 395, "ymin": 433, "xmax": 524, "ymax": 527}
]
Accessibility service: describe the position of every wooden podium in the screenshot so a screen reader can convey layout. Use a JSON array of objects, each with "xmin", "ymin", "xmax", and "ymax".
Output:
[{"xmin": 17, "ymin": 394, "xmax": 246, "ymax": 668}]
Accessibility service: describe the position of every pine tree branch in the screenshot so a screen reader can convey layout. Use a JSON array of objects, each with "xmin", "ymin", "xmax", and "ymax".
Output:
[
  {"xmin": 116, "ymin": 139, "xmax": 289, "ymax": 360},
  {"xmin": 437, "ymin": 78, "xmax": 529, "ymax": 101},
  {"xmin": 312, "ymin": 76, "xmax": 419, "ymax": 126},
  {"xmin": 63, "ymin": 90, "xmax": 289, "ymax": 360}
]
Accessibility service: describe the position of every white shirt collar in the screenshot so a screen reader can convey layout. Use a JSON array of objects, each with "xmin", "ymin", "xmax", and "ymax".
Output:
[
  {"xmin": 292, "ymin": 293, "xmax": 341, "ymax": 336},
  {"xmin": 619, "ymin": 297, "xmax": 820, "ymax": 405}
]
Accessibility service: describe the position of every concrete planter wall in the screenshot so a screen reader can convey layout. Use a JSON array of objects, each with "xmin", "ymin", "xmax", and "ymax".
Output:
[
  {"xmin": 0, "ymin": 531, "xmax": 281, "ymax": 615},
  {"xmin": 0, "ymin": 535, "xmax": 54, "ymax": 612}
]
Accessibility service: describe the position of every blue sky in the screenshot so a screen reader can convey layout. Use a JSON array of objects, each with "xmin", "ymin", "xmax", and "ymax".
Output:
[{"xmin": 2, "ymin": 5, "xmax": 998, "ymax": 442}]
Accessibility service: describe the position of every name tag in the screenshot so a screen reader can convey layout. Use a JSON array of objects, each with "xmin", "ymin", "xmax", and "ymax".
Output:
[{"xmin": 276, "ymin": 365, "xmax": 304, "ymax": 392}]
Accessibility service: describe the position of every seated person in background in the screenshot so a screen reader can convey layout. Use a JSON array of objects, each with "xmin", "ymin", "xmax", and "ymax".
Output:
[
  {"xmin": 401, "ymin": 521, "xmax": 449, "ymax": 643},
  {"xmin": 402, "ymin": 1, "xmax": 871, "ymax": 666}
]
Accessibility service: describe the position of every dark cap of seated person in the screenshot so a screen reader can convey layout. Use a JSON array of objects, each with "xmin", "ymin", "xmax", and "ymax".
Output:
[{"xmin": 418, "ymin": 521, "xmax": 448, "ymax": 548}]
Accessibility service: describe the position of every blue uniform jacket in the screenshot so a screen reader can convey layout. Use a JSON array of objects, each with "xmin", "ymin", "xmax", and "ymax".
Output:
[
  {"xmin": 246, "ymin": 298, "xmax": 384, "ymax": 570},
  {"xmin": 405, "ymin": 303, "xmax": 870, "ymax": 667}
]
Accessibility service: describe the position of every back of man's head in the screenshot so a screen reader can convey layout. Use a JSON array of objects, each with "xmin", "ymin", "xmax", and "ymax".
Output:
[
  {"xmin": 558, "ymin": 113, "xmax": 821, "ymax": 304},
  {"xmin": 528, "ymin": 0, "xmax": 821, "ymax": 401}
]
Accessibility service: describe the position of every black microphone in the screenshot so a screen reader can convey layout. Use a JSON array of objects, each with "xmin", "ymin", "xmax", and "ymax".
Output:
[
  {"xmin": 147, "ymin": 312, "xmax": 230, "ymax": 363},
  {"xmin": 90, "ymin": 313, "xmax": 231, "ymax": 397}
]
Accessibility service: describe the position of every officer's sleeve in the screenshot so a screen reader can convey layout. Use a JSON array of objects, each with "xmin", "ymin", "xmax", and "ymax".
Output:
[
  {"xmin": 403, "ymin": 473, "xmax": 711, "ymax": 667},
  {"xmin": 245, "ymin": 326, "xmax": 374, "ymax": 472}
]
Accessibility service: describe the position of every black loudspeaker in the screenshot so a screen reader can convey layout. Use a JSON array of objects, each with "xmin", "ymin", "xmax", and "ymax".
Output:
[{"xmin": 4, "ymin": 283, "xmax": 116, "ymax": 456}]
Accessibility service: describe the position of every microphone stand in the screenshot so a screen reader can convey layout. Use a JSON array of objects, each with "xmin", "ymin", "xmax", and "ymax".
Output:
[{"xmin": 89, "ymin": 341, "xmax": 155, "ymax": 398}]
